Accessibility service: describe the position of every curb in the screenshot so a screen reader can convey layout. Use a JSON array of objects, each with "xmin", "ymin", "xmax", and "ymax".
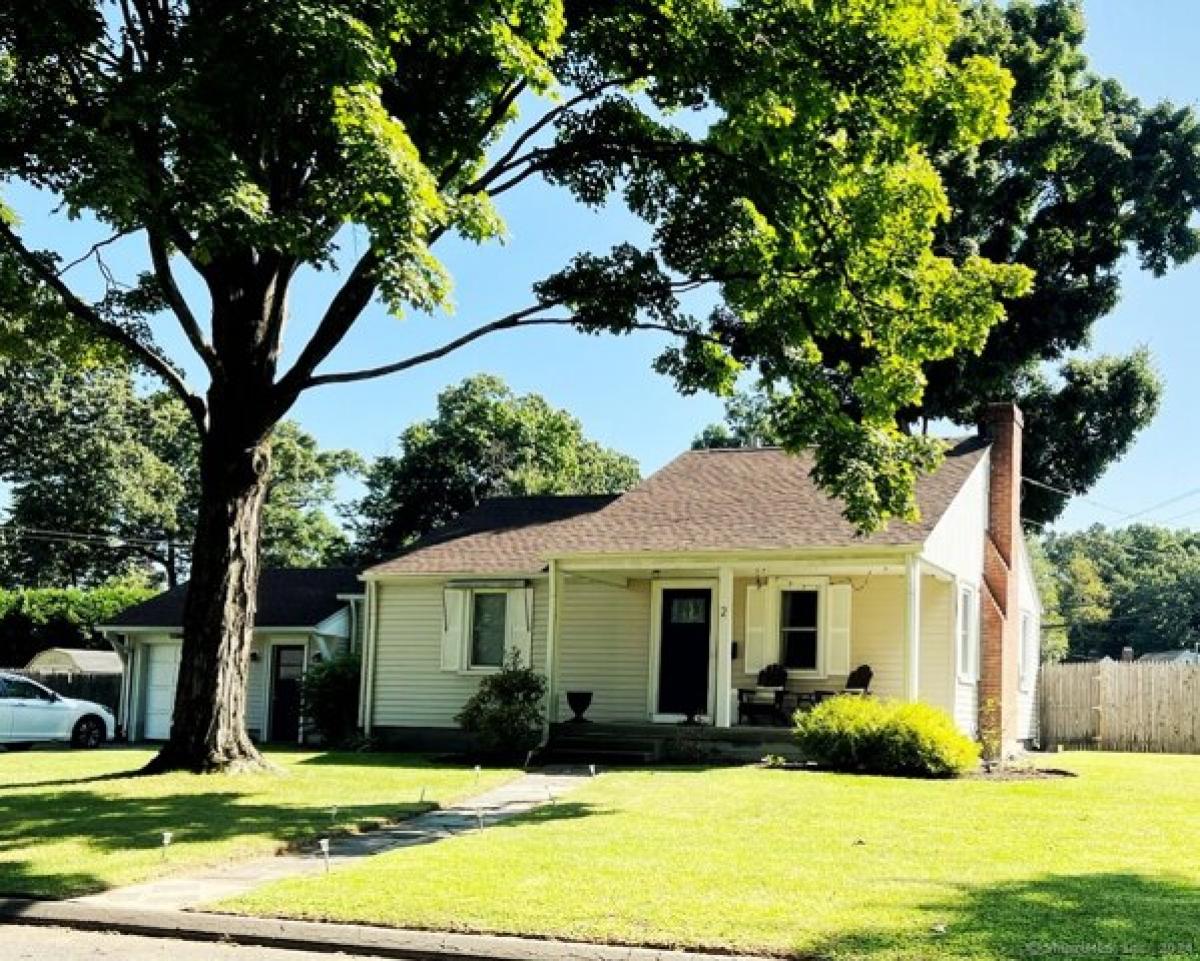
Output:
[{"xmin": 0, "ymin": 898, "xmax": 762, "ymax": 961}]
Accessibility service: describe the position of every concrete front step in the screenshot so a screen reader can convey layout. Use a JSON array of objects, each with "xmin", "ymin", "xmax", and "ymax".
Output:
[
  {"xmin": 546, "ymin": 721, "xmax": 800, "ymax": 764},
  {"xmin": 552, "ymin": 736, "xmax": 660, "ymax": 752},
  {"xmin": 546, "ymin": 748, "xmax": 657, "ymax": 766}
]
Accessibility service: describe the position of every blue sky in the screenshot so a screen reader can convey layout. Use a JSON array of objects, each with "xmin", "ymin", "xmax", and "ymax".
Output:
[{"xmin": 6, "ymin": 0, "xmax": 1200, "ymax": 534}]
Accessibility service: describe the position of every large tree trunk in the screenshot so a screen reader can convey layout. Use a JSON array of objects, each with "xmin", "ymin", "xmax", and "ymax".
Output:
[{"xmin": 143, "ymin": 416, "xmax": 273, "ymax": 774}]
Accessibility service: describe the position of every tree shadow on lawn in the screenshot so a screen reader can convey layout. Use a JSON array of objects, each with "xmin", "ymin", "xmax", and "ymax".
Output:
[
  {"xmin": 0, "ymin": 858, "xmax": 108, "ymax": 901},
  {"xmin": 0, "ymin": 775, "xmax": 612, "ymax": 898},
  {"xmin": 478, "ymin": 800, "xmax": 611, "ymax": 831},
  {"xmin": 0, "ymin": 786, "xmax": 420, "ymax": 898},
  {"xmin": 807, "ymin": 872, "xmax": 1200, "ymax": 961}
]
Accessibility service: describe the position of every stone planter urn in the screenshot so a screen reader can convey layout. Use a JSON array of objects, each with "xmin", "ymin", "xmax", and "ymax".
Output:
[{"xmin": 566, "ymin": 690, "xmax": 593, "ymax": 723}]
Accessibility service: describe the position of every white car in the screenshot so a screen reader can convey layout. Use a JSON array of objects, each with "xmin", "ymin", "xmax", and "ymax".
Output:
[{"xmin": 0, "ymin": 671, "xmax": 115, "ymax": 749}]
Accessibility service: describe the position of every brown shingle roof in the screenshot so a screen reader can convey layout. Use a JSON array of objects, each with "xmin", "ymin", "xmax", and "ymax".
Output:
[{"xmin": 367, "ymin": 438, "xmax": 988, "ymax": 576}]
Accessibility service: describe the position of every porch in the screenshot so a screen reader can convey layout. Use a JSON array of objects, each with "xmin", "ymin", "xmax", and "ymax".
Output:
[{"xmin": 543, "ymin": 552, "xmax": 976, "ymax": 739}]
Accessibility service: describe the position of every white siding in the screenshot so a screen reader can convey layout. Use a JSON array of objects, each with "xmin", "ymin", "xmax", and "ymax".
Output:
[
  {"xmin": 842, "ymin": 576, "xmax": 905, "ymax": 699},
  {"xmin": 922, "ymin": 452, "xmax": 989, "ymax": 583},
  {"xmin": 918, "ymin": 576, "xmax": 956, "ymax": 717},
  {"xmin": 555, "ymin": 577, "xmax": 652, "ymax": 722},
  {"xmin": 370, "ymin": 579, "xmax": 549, "ymax": 729},
  {"xmin": 246, "ymin": 636, "xmax": 268, "ymax": 738},
  {"xmin": 1016, "ymin": 537, "xmax": 1041, "ymax": 742}
]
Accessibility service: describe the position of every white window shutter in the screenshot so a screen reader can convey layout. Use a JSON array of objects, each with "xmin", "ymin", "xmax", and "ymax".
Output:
[
  {"xmin": 744, "ymin": 583, "xmax": 769, "ymax": 674},
  {"xmin": 507, "ymin": 586, "xmax": 533, "ymax": 666},
  {"xmin": 826, "ymin": 583, "xmax": 852, "ymax": 676},
  {"xmin": 440, "ymin": 588, "xmax": 466, "ymax": 671}
]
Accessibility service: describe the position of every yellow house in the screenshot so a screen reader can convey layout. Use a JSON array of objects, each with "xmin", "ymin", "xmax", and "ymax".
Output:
[{"xmin": 358, "ymin": 405, "xmax": 1041, "ymax": 759}]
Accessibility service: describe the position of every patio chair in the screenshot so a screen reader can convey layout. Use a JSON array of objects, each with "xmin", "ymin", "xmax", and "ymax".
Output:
[
  {"xmin": 814, "ymin": 664, "xmax": 873, "ymax": 703},
  {"xmin": 737, "ymin": 688, "xmax": 789, "ymax": 726}
]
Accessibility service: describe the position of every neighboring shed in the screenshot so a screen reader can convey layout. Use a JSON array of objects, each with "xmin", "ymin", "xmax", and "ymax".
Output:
[
  {"xmin": 24, "ymin": 648, "xmax": 123, "ymax": 675},
  {"xmin": 1139, "ymin": 649, "xmax": 1200, "ymax": 664}
]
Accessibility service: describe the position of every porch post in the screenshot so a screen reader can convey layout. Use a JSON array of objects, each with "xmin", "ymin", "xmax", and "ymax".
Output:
[
  {"xmin": 714, "ymin": 565, "xmax": 734, "ymax": 727},
  {"xmin": 904, "ymin": 554, "xmax": 921, "ymax": 701},
  {"xmin": 544, "ymin": 559, "xmax": 563, "ymax": 736}
]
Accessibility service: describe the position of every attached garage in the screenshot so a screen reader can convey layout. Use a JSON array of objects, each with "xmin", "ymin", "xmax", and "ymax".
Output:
[{"xmin": 101, "ymin": 568, "xmax": 364, "ymax": 744}]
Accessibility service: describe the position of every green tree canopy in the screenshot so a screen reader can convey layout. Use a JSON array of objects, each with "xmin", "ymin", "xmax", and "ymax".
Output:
[
  {"xmin": 0, "ymin": 352, "xmax": 361, "ymax": 587},
  {"xmin": 352, "ymin": 374, "xmax": 639, "ymax": 561},
  {"xmin": 0, "ymin": 576, "xmax": 156, "ymax": 668},
  {"xmin": 1042, "ymin": 525, "xmax": 1200, "ymax": 659},
  {"xmin": 697, "ymin": 1, "xmax": 1189, "ymax": 526},
  {"xmin": 921, "ymin": 0, "xmax": 1191, "ymax": 523},
  {"xmin": 0, "ymin": 0, "xmax": 1031, "ymax": 770}
]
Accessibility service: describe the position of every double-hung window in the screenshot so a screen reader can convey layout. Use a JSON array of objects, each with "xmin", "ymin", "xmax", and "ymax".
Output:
[
  {"xmin": 957, "ymin": 586, "xmax": 977, "ymax": 681},
  {"xmin": 1019, "ymin": 612, "xmax": 1036, "ymax": 690},
  {"xmin": 780, "ymin": 589, "xmax": 820, "ymax": 672},
  {"xmin": 469, "ymin": 591, "xmax": 508, "ymax": 670}
]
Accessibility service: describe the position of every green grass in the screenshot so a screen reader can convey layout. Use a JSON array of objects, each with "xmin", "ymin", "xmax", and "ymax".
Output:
[
  {"xmin": 0, "ymin": 747, "xmax": 514, "ymax": 898},
  {"xmin": 227, "ymin": 754, "xmax": 1200, "ymax": 960}
]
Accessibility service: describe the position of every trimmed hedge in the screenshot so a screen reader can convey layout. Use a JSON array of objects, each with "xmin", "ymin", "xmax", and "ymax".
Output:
[{"xmin": 793, "ymin": 696, "xmax": 979, "ymax": 778}]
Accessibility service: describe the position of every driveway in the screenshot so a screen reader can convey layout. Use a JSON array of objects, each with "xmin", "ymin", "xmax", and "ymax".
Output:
[{"xmin": 3, "ymin": 925, "xmax": 387, "ymax": 960}]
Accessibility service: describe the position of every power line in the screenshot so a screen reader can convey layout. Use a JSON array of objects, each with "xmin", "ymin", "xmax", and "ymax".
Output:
[
  {"xmin": 0, "ymin": 523, "xmax": 189, "ymax": 552},
  {"xmin": 1157, "ymin": 502, "xmax": 1200, "ymax": 525},
  {"xmin": 1122, "ymin": 486, "xmax": 1200, "ymax": 523},
  {"xmin": 1023, "ymin": 475, "xmax": 1200, "ymax": 530},
  {"xmin": 1021, "ymin": 476, "xmax": 1128, "ymax": 517}
]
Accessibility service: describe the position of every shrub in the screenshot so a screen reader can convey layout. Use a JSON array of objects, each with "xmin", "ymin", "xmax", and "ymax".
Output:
[
  {"xmin": 455, "ymin": 651, "xmax": 547, "ymax": 758},
  {"xmin": 793, "ymin": 696, "xmax": 979, "ymax": 778},
  {"xmin": 300, "ymin": 651, "xmax": 361, "ymax": 746}
]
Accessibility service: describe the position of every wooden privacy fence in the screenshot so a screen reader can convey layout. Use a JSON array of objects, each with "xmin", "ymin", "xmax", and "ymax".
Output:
[
  {"xmin": 12, "ymin": 670, "xmax": 122, "ymax": 716},
  {"xmin": 1040, "ymin": 660, "xmax": 1200, "ymax": 753}
]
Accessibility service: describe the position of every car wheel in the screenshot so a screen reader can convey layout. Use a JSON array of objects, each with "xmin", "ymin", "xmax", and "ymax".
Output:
[{"xmin": 71, "ymin": 715, "xmax": 106, "ymax": 749}]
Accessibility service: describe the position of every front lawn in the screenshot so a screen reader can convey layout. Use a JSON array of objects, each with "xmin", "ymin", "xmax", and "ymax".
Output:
[
  {"xmin": 227, "ymin": 753, "xmax": 1200, "ymax": 960},
  {"xmin": 0, "ymin": 748, "xmax": 514, "ymax": 898}
]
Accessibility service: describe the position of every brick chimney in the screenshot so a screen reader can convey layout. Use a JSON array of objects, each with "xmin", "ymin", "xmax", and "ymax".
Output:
[{"xmin": 979, "ymin": 403, "xmax": 1023, "ymax": 757}]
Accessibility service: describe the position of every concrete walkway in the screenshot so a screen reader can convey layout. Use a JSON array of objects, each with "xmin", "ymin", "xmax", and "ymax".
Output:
[{"xmin": 74, "ymin": 767, "xmax": 590, "ymax": 912}]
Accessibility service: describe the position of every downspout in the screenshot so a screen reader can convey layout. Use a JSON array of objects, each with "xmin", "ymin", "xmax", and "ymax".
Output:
[{"xmin": 361, "ymin": 580, "xmax": 380, "ymax": 736}]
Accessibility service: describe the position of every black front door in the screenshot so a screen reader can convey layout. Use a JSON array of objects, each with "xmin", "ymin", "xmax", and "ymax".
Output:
[
  {"xmin": 657, "ymin": 588, "xmax": 712, "ymax": 717},
  {"xmin": 269, "ymin": 646, "xmax": 305, "ymax": 742}
]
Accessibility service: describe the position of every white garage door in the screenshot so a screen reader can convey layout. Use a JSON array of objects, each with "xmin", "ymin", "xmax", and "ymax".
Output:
[{"xmin": 143, "ymin": 644, "xmax": 181, "ymax": 740}]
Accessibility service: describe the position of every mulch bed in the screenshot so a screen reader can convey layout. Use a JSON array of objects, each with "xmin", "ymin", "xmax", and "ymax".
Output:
[{"xmin": 971, "ymin": 764, "xmax": 1078, "ymax": 781}]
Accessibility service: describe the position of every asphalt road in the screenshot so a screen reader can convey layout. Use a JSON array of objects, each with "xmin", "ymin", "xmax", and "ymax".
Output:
[{"xmin": 0, "ymin": 925, "xmax": 385, "ymax": 960}]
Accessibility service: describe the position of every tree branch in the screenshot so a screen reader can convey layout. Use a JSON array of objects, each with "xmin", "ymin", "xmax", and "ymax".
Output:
[
  {"xmin": 0, "ymin": 222, "xmax": 208, "ymax": 431},
  {"xmin": 465, "ymin": 78, "xmax": 635, "ymax": 196},
  {"xmin": 56, "ymin": 230, "xmax": 134, "ymax": 278},
  {"xmin": 303, "ymin": 306, "xmax": 718, "ymax": 389},
  {"xmin": 438, "ymin": 79, "xmax": 529, "ymax": 191},
  {"xmin": 273, "ymin": 247, "xmax": 381, "ymax": 399},
  {"xmin": 147, "ymin": 229, "xmax": 218, "ymax": 374}
]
